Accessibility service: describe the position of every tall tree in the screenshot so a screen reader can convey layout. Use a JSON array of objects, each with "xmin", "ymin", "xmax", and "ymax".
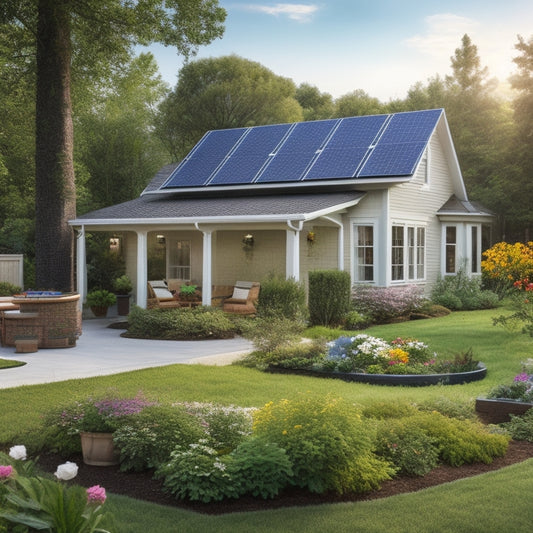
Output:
[
  {"xmin": 156, "ymin": 55, "xmax": 303, "ymax": 160},
  {"xmin": 509, "ymin": 35, "xmax": 533, "ymax": 240},
  {"xmin": 295, "ymin": 83, "xmax": 334, "ymax": 120},
  {"xmin": 1, "ymin": 0, "xmax": 226, "ymax": 291},
  {"xmin": 333, "ymin": 89, "xmax": 386, "ymax": 117}
]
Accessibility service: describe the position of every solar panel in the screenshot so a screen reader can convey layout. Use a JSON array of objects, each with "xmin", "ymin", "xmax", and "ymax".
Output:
[
  {"xmin": 376, "ymin": 109, "xmax": 441, "ymax": 145},
  {"xmin": 358, "ymin": 142, "xmax": 427, "ymax": 177},
  {"xmin": 304, "ymin": 115, "xmax": 388, "ymax": 180},
  {"xmin": 256, "ymin": 119, "xmax": 338, "ymax": 183},
  {"xmin": 162, "ymin": 128, "xmax": 247, "ymax": 188},
  {"xmin": 208, "ymin": 123, "xmax": 292, "ymax": 185}
]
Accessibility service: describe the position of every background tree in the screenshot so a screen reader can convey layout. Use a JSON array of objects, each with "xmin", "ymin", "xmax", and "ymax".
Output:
[
  {"xmin": 156, "ymin": 55, "xmax": 303, "ymax": 160},
  {"xmin": 76, "ymin": 54, "xmax": 169, "ymax": 212},
  {"xmin": 295, "ymin": 83, "xmax": 334, "ymax": 120},
  {"xmin": 333, "ymin": 89, "xmax": 387, "ymax": 117},
  {"xmin": 0, "ymin": 0, "xmax": 226, "ymax": 291},
  {"xmin": 508, "ymin": 34, "xmax": 533, "ymax": 241}
]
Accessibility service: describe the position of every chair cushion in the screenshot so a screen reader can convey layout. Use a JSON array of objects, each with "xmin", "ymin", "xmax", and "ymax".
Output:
[
  {"xmin": 153, "ymin": 287, "xmax": 174, "ymax": 300},
  {"xmin": 232, "ymin": 287, "xmax": 249, "ymax": 300}
]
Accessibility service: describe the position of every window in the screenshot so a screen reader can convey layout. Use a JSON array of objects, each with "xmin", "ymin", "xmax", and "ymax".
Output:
[
  {"xmin": 445, "ymin": 226, "xmax": 457, "ymax": 274},
  {"xmin": 353, "ymin": 225, "xmax": 374, "ymax": 281},
  {"xmin": 392, "ymin": 224, "xmax": 426, "ymax": 282},
  {"xmin": 169, "ymin": 240, "xmax": 191, "ymax": 280},
  {"xmin": 471, "ymin": 226, "xmax": 479, "ymax": 274},
  {"xmin": 391, "ymin": 226, "xmax": 404, "ymax": 281}
]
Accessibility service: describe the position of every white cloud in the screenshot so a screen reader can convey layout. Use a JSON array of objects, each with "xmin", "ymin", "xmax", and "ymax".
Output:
[
  {"xmin": 405, "ymin": 13, "xmax": 479, "ymax": 58},
  {"xmin": 243, "ymin": 3, "xmax": 319, "ymax": 23}
]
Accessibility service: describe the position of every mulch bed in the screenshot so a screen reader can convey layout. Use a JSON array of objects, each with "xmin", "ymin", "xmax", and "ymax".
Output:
[{"xmin": 37, "ymin": 440, "xmax": 533, "ymax": 515}]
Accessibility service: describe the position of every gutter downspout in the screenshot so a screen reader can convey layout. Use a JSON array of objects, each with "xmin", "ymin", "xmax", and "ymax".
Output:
[{"xmin": 75, "ymin": 225, "xmax": 86, "ymax": 311}]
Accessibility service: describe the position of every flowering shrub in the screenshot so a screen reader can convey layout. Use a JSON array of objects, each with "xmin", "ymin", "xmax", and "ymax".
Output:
[
  {"xmin": 502, "ymin": 408, "xmax": 533, "ymax": 442},
  {"xmin": 113, "ymin": 405, "xmax": 205, "ymax": 472},
  {"xmin": 252, "ymin": 394, "xmax": 393, "ymax": 494},
  {"xmin": 323, "ymin": 334, "xmax": 438, "ymax": 374},
  {"xmin": 352, "ymin": 284, "xmax": 425, "ymax": 323},
  {"xmin": 156, "ymin": 442, "xmax": 237, "ymax": 502},
  {"xmin": 482, "ymin": 241, "xmax": 533, "ymax": 295}
]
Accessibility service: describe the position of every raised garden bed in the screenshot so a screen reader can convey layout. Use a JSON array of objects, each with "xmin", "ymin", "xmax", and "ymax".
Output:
[
  {"xmin": 268, "ymin": 363, "xmax": 487, "ymax": 387},
  {"xmin": 475, "ymin": 398, "xmax": 533, "ymax": 424}
]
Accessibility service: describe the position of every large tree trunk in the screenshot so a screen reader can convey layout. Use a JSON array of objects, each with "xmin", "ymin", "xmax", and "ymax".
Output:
[{"xmin": 35, "ymin": 0, "xmax": 76, "ymax": 291}]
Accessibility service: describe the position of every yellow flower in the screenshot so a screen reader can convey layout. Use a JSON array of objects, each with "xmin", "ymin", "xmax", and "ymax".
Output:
[
  {"xmin": 282, "ymin": 430, "xmax": 288, "ymax": 435},
  {"xmin": 294, "ymin": 424, "xmax": 302, "ymax": 430}
]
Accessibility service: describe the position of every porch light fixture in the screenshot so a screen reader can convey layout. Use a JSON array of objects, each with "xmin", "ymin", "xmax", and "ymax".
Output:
[
  {"xmin": 156, "ymin": 234, "xmax": 166, "ymax": 245},
  {"xmin": 242, "ymin": 233, "xmax": 254, "ymax": 248},
  {"xmin": 109, "ymin": 237, "xmax": 120, "ymax": 252}
]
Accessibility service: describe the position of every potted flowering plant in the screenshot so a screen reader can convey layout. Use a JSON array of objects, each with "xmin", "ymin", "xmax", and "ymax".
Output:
[
  {"xmin": 476, "ymin": 359, "xmax": 533, "ymax": 424},
  {"xmin": 86, "ymin": 289, "xmax": 117, "ymax": 318},
  {"xmin": 112, "ymin": 275, "xmax": 133, "ymax": 316},
  {"xmin": 58, "ymin": 393, "xmax": 155, "ymax": 465}
]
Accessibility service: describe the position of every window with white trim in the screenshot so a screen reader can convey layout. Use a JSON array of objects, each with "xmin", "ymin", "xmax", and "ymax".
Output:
[
  {"xmin": 353, "ymin": 225, "xmax": 374, "ymax": 282},
  {"xmin": 445, "ymin": 226, "xmax": 457, "ymax": 274},
  {"xmin": 392, "ymin": 224, "xmax": 426, "ymax": 282},
  {"xmin": 471, "ymin": 225, "xmax": 480, "ymax": 274}
]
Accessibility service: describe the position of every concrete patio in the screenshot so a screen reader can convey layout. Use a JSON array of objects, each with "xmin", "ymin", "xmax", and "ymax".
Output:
[{"xmin": 0, "ymin": 317, "xmax": 253, "ymax": 389}]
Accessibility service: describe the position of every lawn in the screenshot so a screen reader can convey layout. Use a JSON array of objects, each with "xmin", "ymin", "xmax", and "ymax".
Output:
[{"xmin": 1, "ymin": 308, "xmax": 532, "ymax": 532}]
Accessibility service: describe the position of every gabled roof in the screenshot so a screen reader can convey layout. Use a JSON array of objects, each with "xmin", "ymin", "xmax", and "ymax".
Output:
[
  {"xmin": 437, "ymin": 195, "xmax": 494, "ymax": 218},
  {"xmin": 145, "ymin": 109, "xmax": 446, "ymax": 196}
]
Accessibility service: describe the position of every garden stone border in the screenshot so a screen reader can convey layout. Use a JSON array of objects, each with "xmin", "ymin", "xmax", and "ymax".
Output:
[
  {"xmin": 267, "ymin": 363, "xmax": 487, "ymax": 387},
  {"xmin": 475, "ymin": 397, "xmax": 533, "ymax": 424}
]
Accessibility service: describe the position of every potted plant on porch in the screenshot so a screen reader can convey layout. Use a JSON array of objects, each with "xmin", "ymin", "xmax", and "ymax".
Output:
[
  {"xmin": 86, "ymin": 289, "xmax": 117, "ymax": 318},
  {"xmin": 112, "ymin": 275, "xmax": 133, "ymax": 316}
]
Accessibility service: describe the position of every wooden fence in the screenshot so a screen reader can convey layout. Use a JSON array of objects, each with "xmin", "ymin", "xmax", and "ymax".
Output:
[{"xmin": 0, "ymin": 254, "xmax": 23, "ymax": 287}]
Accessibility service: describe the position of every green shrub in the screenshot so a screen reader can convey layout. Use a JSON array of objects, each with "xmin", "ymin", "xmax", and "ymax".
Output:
[
  {"xmin": 418, "ymin": 397, "xmax": 476, "ymax": 420},
  {"xmin": 113, "ymin": 405, "xmax": 205, "ymax": 472},
  {"xmin": 156, "ymin": 443, "xmax": 238, "ymax": 503},
  {"xmin": 259, "ymin": 339, "xmax": 327, "ymax": 370},
  {"xmin": 256, "ymin": 275, "xmax": 308, "ymax": 321},
  {"xmin": 412, "ymin": 411, "xmax": 509, "ymax": 466},
  {"xmin": 241, "ymin": 316, "xmax": 305, "ymax": 353},
  {"xmin": 375, "ymin": 420, "xmax": 439, "ymax": 477},
  {"xmin": 502, "ymin": 409, "xmax": 533, "ymax": 442},
  {"xmin": 343, "ymin": 310, "xmax": 371, "ymax": 330},
  {"xmin": 252, "ymin": 394, "xmax": 393, "ymax": 494},
  {"xmin": 0, "ymin": 282, "xmax": 21, "ymax": 296},
  {"xmin": 126, "ymin": 306, "xmax": 236, "ymax": 340},
  {"xmin": 308, "ymin": 270, "xmax": 351, "ymax": 327},
  {"xmin": 228, "ymin": 438, "xmax": 293, "ymax": 499},
  {"xmin": 361, "ymin": 400, "xmax": 419, "ymax": 420},
  {"xmin": 431, "ymin": 268, "xmax": 499, "ymax": 310}
]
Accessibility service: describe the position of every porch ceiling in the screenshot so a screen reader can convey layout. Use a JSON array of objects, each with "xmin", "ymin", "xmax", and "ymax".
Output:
[{"xmin": 70, "ymin": 191, "xmax": 365, "ymax": 227}]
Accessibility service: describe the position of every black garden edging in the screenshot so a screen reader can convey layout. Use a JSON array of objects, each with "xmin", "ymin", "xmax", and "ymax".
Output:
[{"xmin": 267, "ymin": 363, "xmax": 487, "ymax": 387}]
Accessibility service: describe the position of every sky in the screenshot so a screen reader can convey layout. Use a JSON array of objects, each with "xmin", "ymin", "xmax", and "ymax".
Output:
[{"xmin": 145, "ymin": 0, "xmax": 533, "ymax": 101}]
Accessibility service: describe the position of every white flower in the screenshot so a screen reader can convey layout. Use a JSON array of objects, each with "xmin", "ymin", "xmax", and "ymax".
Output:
[
  {"xmin": 9, "ymin": 445, "xmax": 27, "ymax": 461},
  {"xmin": 54, "ymin": 461, "xmax": 78, "ymax": 481}
]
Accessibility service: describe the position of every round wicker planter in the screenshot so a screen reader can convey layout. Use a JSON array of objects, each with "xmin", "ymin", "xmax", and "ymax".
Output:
[
  {"xmin": 80, "ymin": 431, "xmax": 119, "ymax": 466},
  {"xmin": 268, "ymin": 363, "xmax": 487, "ymax": 387}
]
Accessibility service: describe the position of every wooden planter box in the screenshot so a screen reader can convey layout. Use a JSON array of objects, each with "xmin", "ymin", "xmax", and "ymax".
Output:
[{"xmin": 475, "ymin": 398, "xmax": 533, "ymax": 424}]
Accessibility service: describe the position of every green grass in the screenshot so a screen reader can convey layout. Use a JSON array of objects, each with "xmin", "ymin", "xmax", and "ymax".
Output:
[
  {"xmin": 0, "ymin": 358, "xmax": 25, "ymax": 369},
  {"xmin": 1, "ymin": 308, "xmax": 532, "ymax": 532}
]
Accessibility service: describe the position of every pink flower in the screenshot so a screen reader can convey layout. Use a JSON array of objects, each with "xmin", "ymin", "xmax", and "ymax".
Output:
[
  {"xmin": 87, "ymin": 485, "xmax": 106, "ymax": 505},
  {"xmin": 0, "ymin": 465, "xmax": 14, "ymax": 479}
]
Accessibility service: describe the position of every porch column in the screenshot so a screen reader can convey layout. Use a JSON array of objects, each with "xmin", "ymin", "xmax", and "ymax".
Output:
[
  {"xmin": 286, "ymin": 222, "xmax": 302, "ymax": 281},
  {"xmin": 200, "ymin": 229, "xmax": 212, "ymax": 306},
  {"xmin": 136, "ymin": 230, "xmax": 148, "ymax": 308},
  {"xmin": 75, "ymin": 226, "xmax": 86, "ymax": 311}
]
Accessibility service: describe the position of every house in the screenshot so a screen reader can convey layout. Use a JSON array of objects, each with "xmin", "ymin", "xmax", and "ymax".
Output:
[{"xmin": 69, "ymin": 109, "xmax": 493, "ymax": 309}]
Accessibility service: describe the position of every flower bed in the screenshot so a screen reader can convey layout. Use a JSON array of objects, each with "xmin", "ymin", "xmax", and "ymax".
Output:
[{"xmin": 264, "ymin": 335, "xmax": 486, "ymax": 387}]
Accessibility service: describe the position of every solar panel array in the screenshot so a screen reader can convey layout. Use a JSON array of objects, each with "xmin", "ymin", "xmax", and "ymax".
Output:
[{"xmin": 162, "ymin": 109, "xmax": 442, "ymax": 190}]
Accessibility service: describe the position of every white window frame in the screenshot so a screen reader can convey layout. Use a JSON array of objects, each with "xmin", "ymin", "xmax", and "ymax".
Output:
[
  {"xmin": 352, "ymin": 223, "xmax": 375, "ymax": 283},
  {"xmin": 391, "ymin": 223, "xmax": 426, "ymax": 283},
  {"xmin": 443, "ymin": 225, "xmax": 458, "ymax": 275}
]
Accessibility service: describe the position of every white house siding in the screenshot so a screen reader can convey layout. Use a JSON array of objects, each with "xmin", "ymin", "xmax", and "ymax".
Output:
[
  {"xmin": 300, "ymin": 224, "xmax": 339, "ymax": 284},
  {"xmin": 388, "ymin": 134, "xmax": 456, "ymax": 292}
]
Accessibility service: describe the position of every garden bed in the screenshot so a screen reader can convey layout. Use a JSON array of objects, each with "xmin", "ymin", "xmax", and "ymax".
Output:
[
  {"xmin": 475, "ymin": 398, "xmax": 533, "ymax": 424},
  {"xmin": 37, "ymin": 440, "xmax": 533, "ymax": 515},
  {"xmin": 267, "ymin": 363, "xmax": 487, "ymax": 386}
]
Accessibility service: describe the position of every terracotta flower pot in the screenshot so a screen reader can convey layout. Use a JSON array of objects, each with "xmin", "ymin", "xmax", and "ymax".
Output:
[{"xmin": 80, "ymin": 431, "xmax": 119, "ymax": 466}]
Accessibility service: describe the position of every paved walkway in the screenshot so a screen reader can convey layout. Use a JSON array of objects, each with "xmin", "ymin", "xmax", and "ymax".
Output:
[{"xmin": 0, "ymin": 318, "xmax": 253, "ymax": 389}]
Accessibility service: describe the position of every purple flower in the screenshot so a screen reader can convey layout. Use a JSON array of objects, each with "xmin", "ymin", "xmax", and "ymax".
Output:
[
  {"xmin": 0, "ymin": 465, "xmax": 14, "ymax": 479},
  {"xmin": 87, "ymin": 485, "xmax": 107, "ymax": 504},
  {"xmin": 514, "ymin": 373, "xmax": 530, "ymax": 382}
]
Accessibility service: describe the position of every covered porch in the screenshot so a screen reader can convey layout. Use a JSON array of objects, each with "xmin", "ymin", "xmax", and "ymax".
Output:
[{"xmin": 70, "ymin": 192, "xmax": 363, "ymax": 310}]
